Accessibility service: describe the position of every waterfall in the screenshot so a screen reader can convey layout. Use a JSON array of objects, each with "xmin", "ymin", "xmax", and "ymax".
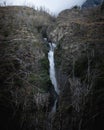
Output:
[
  {"xmin": 48, "ymin": 42, "xmax": 59, "ymax": 119},
  {"xmin": 48, "ymin": 43, "xmax": 59, "ymax": 95}
]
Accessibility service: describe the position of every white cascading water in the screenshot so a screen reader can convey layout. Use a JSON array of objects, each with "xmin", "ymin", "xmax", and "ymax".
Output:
[
  {"xmin": 48, "ymin": 43, "xmax": 59, "ymax": 95},
  {"xmin": 48, "ymin": 42, "xmax": 59, "ymax": 118}
]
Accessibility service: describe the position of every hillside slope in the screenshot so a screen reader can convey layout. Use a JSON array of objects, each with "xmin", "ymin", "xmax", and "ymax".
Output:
[
  {"xmin": 48, "ymin": 6, "xmax": 104, "ymax": 130},
  {"xmin": 0, "ymin": 6, "xmax": 54, "ymax": 130}
]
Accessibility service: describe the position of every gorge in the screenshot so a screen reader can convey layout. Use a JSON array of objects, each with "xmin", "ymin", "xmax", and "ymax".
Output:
[{"xmin": 0, "ymin": 3, "xmax": 104, "ymax": 130}]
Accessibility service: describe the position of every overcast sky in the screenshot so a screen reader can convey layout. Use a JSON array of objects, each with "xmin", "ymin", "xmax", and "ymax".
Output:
[{"xmin": 0, "ymin": 0, "xmax": 87, "ymax": 14}]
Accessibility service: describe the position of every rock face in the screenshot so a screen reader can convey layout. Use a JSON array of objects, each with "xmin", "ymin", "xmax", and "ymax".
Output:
[
  {"xmin": 0, "ymin": 5, "xmax": 104, "ymax": 130},
  {"xmin": 0, "ymin": 6, "xmax": 53, "ymax": 130},
  {"xmin": 48, "ymin": 6, "xmax": 104, "ymax": 130}
]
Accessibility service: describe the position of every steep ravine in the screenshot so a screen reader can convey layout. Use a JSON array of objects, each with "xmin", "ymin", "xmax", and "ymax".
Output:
[{"xmin": 0, "ymin": 5, "xmax": 104, "ymax": 130}]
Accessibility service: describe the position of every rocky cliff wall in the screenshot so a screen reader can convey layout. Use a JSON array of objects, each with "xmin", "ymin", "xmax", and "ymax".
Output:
[{"xmin": 47, "ymin": 6, "xmax": 104, "ymax": 130}]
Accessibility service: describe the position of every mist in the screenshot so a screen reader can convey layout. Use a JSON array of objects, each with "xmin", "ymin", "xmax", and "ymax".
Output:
[{"xmin": 0, "ymin": 0, "xmax": 87, "ymax": 14}]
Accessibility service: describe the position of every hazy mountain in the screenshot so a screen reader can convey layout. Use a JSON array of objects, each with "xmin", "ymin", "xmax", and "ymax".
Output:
[{"xmin": 82, "ymin": 0, "xmax": 103, "ymax": 7}]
